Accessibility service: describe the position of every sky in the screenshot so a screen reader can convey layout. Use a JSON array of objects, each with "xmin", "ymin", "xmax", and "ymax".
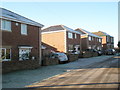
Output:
[{"xmin": 1, "ymin": 2, "xmax": 118, "ymax": 47}]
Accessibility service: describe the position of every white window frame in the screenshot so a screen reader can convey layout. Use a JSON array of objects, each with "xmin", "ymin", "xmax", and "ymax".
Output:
[
  {"xmin": 1, "ymin": 48, "xmax": 11, "ymax": 61},
  {"xmin": 2, "ymin": 20, "xmax": 11, "ymax": 31},
  {"xmin": 88, "ymin": 45, "xmax": 91, "ymax": 49},
  {"xmin": 99, "ymin": 38, "xmax": 101, "ymax": 42},
  {"xmin": 19, "ymin": 46, "xmax": 33, "ymax": 61},
  {"xmin": 68, "ymin": 44, "xmax": 74, "ymax": 51},
  {"xmin": 107, "ymin": 36, "xmax": 109, "ymax": 42},
  {"xmin": 21, "ymin": 24, "xmax": 27, "ymax": 35},
  {"xmin": 68, "ymin": 32, "xmax": 73, "ymax": 39},
  {"xmin": 88, "ymin": 36, "xmax": 92, "ymax": 41},
  {"xmin": 74, "ymin": 33, "xmax": 77, "ymax": 39},
  {"xmin": 111, "ymin": 38, "xmax": 113, "ymax": 43}
]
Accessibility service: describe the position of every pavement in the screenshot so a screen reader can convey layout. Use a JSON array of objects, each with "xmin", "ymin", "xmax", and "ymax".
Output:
[{"xmin": 2, "ymin": 55, "xmax": 117, "ymax": 89}]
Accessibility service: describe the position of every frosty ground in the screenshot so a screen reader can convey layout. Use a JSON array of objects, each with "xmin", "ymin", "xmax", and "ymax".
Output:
[{"xmin": 2, "ymin": 55, "xmax": 115, "ymax": 88}]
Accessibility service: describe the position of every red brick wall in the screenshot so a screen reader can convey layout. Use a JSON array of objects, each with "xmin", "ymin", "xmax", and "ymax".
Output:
[
  {"xmin": 2, "ymin": 21, "xmax": 41, "ymax": 60},
  {"xmin": 81, "ymin": 35, "xmax": 102, "ymax": 50},
  {"xmin": 101, "ymin": 36, "xmax": 114, "ymax": 50},
  {"xmin": 66, "ymin": 32, "xmax": 81, "ymax": 52},
  {"xmin": 81, "ymin": 37, "xmax": 88, "ymax": 50},
  {"xmin": 88, "ymin": 36, "xmax": 102, "ymax": 49},
  {"xmin": 2, "ymin": 60, "xmax": 40, "ymax": 73}
]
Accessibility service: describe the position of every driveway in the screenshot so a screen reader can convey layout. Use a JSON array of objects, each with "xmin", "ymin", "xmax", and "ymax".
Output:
[{"xmin": 2, "ymin": 55, "xmax": 115, "ymax": 88}]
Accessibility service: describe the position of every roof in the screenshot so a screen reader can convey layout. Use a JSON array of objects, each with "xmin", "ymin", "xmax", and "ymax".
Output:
[
  {"xmin": 42, "ymin": 42, "xmax": 57, "ymax": 51},
  {"xmin": 92, "ymin": 31, "xmax": 113, "ymax": 37},
  {"xmin": 0, "ymin": 8, "xmax": 44, "ymax": 27},
  {"xmin": 42, "ymin": 25, "xmax": 81, "ymax": 34},
  {"xmin": 75, "ymin": 28, "xmax": 102, "ymax": 38}
]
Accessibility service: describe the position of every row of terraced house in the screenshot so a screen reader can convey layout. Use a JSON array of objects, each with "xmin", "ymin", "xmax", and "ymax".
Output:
[{"xmin": 0, "ymin": 8, "xmax": 114, "ymax": 73}]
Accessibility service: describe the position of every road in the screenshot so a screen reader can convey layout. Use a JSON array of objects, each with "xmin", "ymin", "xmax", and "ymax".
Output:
[{"xmin": 2, "ymin": 55, "xmax": 119, "ymax": 89}]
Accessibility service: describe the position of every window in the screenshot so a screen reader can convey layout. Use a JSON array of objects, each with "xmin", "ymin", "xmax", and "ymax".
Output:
[
  {"xmin": 111, "ymin": 38, "xmax": 114, "ymax": 42},
  {"xmin": 107, "ymin": 36, "xmax": 110, "ymax": 42},
  {"xmin": 1, "ymin": 48, "xmax": 11, "ymax": 61},
  {"xmin": 99, "ymin": 38, "xmax": 101, "ymax": 42},
  {"xmin": 68, "ymin": 45, "xmax": 73, "ymax": 51},
  {"xmin": 68, "ymin": 32, "xmax": 73, "ymax": 39},
  {"xmin": 21, "ymin": 24, "xmax": 27, "ymax": 35},
  {"xmin": 88, "ymin": 45, "xmax": 91, "ymax": 49},
  {"xmin": 88, "ymin": 36, "xmax": 92, "ymax": 41},
  {"xmin": 19, "ymin": 46, "xmax": 33, "ymax": 60},
  {"xmin": 2, "ymin": 20, "xmax": 11, "ymax": 31},
  {"xmin": 98, "ymin": 38, "xmax": 99, "ymax": 42},
  {"xmin": 74, "ymin": 33, "xmax": 77, "ymax": 39}
]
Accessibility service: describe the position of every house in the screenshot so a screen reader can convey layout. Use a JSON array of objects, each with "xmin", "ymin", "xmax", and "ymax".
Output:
[
  {"xmin": 42, "ymin": 25, "xmax": 81, "ymax": 54},
  {"xmin": 0, "ymin": 8, "xmax": 44, "ymax": 63},
  {"xmin": 75, "ymin": 28, "xmax": 102, "ymax": 51},
  {"xmin": 92, "ymin": 31, "xmax": 114, "ymax": 50}
]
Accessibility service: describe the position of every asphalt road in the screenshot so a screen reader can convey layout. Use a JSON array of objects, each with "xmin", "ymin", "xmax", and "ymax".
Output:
[
  {"xmin": 2, "ymin": 55, "xmax": 119, "ymax": 89},
  {"xmin": 26, "ymin": 55, "xmax": 120, "ymax": 89}
]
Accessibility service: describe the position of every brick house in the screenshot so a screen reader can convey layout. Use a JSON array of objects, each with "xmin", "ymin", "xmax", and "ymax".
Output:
[
  {"xmin": 92, "ymin": 31, "xmax": 114, "ymax": 50},
  {"xmin": 42, "ymin": 25, "xmax": 81, "ymax": 54},
  {"xmin": 0, "ymin": 8, "xmax": 44, "ymax": 62},
  {"xmin": 75, "ymin": 28, "xmax": 102, "ymax": 51}
]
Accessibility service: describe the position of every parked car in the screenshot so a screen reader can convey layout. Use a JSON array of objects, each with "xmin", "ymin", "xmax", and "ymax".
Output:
[
  {"xmin": 104, "ymin": 49, "xmax": 116, "ymax": 55},
  {"xmin": 97, "ymin": 50, "xmax": 103, "ymax": 56},
  {"xmin": 82, "ymin": 49, "xmax": 103, "ymax": 56},
  {"xmin": 71, "ymin": 50, "xmax": 81, "ymax": 54},
  {"xmin": 83, "ymin": 49, "xmax": 97, "ymax": 53},
  {"xmin": 50, "ymin": 52, "xmax": 68, "ymax": 64}
]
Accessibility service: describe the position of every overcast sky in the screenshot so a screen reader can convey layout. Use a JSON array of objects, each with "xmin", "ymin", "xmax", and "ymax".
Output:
[{"xmin": 1, "ymin": 2, "xmax": 118, "ymax": 47}]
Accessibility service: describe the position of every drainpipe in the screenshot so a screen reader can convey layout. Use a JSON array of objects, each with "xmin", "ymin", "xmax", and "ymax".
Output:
[{"xmin": 39, "ymin": 27, "xmax": 41, "ymax": 65}]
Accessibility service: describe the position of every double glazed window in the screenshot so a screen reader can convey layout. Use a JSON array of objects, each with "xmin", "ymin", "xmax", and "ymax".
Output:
[
  {"xmin": 68, "ymin": 32, "xmax": 73, "ymax": 39},
  {"xmin": 107, "ymin": 36, "xmax": 110, "ymax": 42},
  {"xmin": 74, "ymin": 33, "xmax": 77, "ymax": 39},
  {"xmin": 1, "ymin": 48, "xmax": 11, "ymax": 61},
  {"xmin": 21, "ymin": 24, "xmax": 27, "ymax": 35},
  {"xmin": 2, "ymin": 20, "xmax": 11, "ymax": 31},
  {"xmin": 99, "ymin": 38, "xmax": 102, "ymax": 42},
  {"xmin": 88, "ymin": 36, "xmax": 92, "ymax": 41},
  {"xmin": 68, "ymin": 45, "xmax": 73, "ymax": 51},
  {"xmin": 111, "ymin": 38, "xmax": 114, "ymax": 43}
]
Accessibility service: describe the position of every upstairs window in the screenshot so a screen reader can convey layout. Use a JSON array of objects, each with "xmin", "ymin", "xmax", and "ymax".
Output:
[
  {"xmin": 88, "ymin": 36, "xmax": 92, "ymax": 41},
  {"xmin": 107, "ymin": 36, "xmax": 110, "ymax": 42},
  {"xmin": 2, "ymin": 20, "xmax": 11, "ymax": 31},
  {"xmin": 21, "ymin": 24, "xmax": 27, "ymax": 35},
  {"xmin": 68, "ymin": 32, "xmax": 73, "ymax": 39},
  {"xmin": 99, "ymin": 38, "xmax": 102, "ymax": 42},
  {"xmin": 74, "ymin": 33, "xmax": 77, "ymax": 39},
  {"xmin": 111, "ymin": 38, "xmax": 114, "ymax": 43}
]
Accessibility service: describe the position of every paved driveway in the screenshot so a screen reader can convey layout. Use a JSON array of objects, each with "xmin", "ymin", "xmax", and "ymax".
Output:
[{"xmin": 3, "ymin": 55, "xmax": 115, "ymax": 88}]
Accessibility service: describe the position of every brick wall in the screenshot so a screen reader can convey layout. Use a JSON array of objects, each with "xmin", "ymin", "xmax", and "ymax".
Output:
[
  {"xmin": 42, "ymin": 31, "xmax": 65, "ymax": 52},
  {"xmin": 2, "ymin": 21, "xmax": 41, "ymax": 60},
  {"xmin": 81, "ymin": 35, "xmax": 102, "ymax": 50},
  {"xmin": 42, "ymin": 57, "xmax": 59, "ymax": 66},
  {"xmin": 81, "ymin": 37, "xmax": 88, "ymax": 50},
  {"xmin": 66, "ymin": 32, "xmax": 81, "ymax": 52},
  {"xmin": 67, "ymin": 54, "xmax": 79, "ymax": 62},
  {"xmin": 2, "ymin": 60, "xmax": 40, "ymax": 73}
]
